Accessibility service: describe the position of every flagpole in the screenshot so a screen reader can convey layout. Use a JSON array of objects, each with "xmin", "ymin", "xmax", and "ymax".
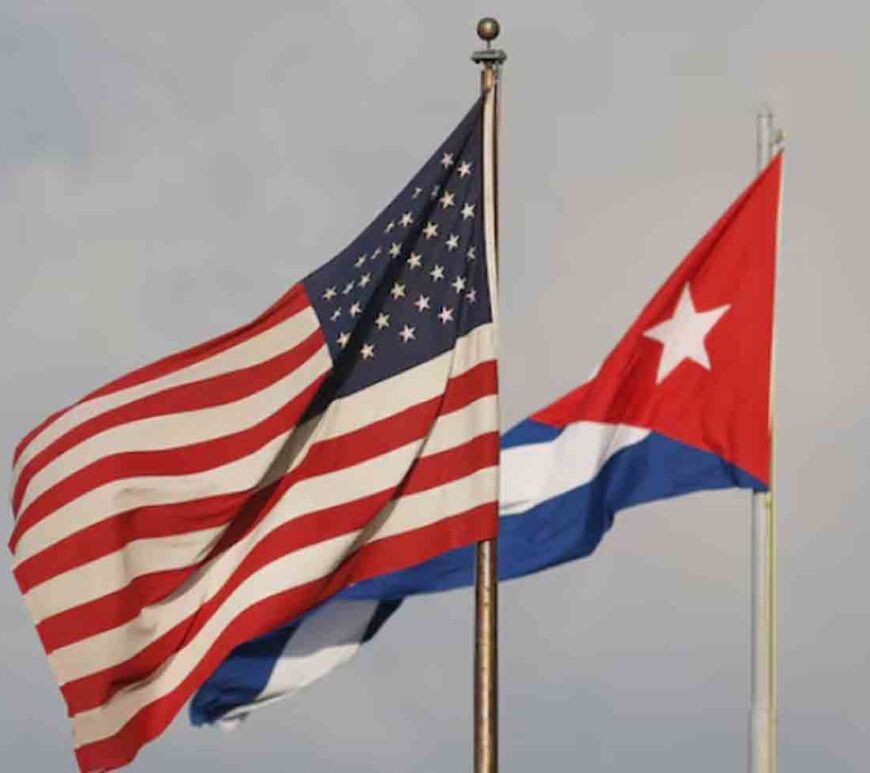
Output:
[
  {"xmin": 750, "ymin": 107, "xmax": 784, "ymax": 773},
  {"xmin": 472, "ymin": 17, "xmax": 505, "ymax": 773}
]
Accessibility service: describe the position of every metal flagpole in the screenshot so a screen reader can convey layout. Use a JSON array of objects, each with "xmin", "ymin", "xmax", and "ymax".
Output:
[
  {"xmin": 472, "ymin": 17, "xmax": 506, "ymax": 773},
  {"xmin": 749, "ymin": 107, "xmax": 784, "ymax": 773}
]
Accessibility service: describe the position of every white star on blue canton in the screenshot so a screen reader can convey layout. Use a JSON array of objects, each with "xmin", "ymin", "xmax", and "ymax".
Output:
[{"xmin": 301, "ymin": 103, "xmax": 489, "ymax": 402}]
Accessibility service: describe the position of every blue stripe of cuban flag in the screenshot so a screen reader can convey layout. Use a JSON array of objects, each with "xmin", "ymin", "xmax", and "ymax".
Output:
[{"xmin": 191, "ymin": 416, "xmax": 763, "ymax": 727}]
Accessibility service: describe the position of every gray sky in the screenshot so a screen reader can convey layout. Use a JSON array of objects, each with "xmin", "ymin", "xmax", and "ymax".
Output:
[{"xmin": 1, "ymin": 2, "xmax": 868, "ymax": 771}]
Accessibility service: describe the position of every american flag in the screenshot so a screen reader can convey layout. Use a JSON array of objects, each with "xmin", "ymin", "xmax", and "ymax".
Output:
[{"xmin": 8, "ymin": 98, "xmax": 499, "ymax": 771}]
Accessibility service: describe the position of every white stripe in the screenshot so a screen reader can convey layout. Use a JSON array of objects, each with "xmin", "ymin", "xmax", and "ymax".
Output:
[
  {"xmin": 24, "ymin": 392, "xmax": 497, "ymax": 622},
  {"xmin": 218, "ymin": 600, "xmax": 381, "ymax": 725},
  {"xmin": 18, "ymin": 331, "xmax": 325, "ymax": 513},
  {"xmin": 71, "ymin": 465, "xmax": 497, "ymax": 748},
  {"xmin": 13, "ymin": 324, "xmax": 494, "ymax": 564},
  {"xmin": 499, "ymin": 422, "xmax": 650, "ymax": 516},
  {"xmin": 14, "ymin": 305, "xmax": 319, "ymax": 477},
  {"xmin": 46, "ymin": 349, "xmax": 496, "ymax": 682}
]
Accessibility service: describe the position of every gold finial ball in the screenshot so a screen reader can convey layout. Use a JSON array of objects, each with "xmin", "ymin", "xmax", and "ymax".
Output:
[{"xmin": 477, "ymin": 17, "xmax": 500, "ymax": 42}]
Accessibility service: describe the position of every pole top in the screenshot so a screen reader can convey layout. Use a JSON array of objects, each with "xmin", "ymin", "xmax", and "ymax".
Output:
[
  {"xmin": 477, "ymin": 17, "xmax": 500, "ymax": 42},
  {"xmin": 472, "ymin": 17, "xmax": 507, "ymax": 65}
]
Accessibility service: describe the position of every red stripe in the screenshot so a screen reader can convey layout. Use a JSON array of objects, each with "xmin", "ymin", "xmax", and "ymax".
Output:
[
  {"xmin": 12, "ymin": 328, "xmax": 323, "ymax": 513},
  {"xmin": 442, "ymin": 360, "xmax": 498, "ymax": 414},
  {"xmin": 48, "ymin": 426, "xmax": 497, "ymax": 670},
  {"xmin": 9, "ymin": 371, "xmax": 328, "ymax": 554},
  {"xmin": 15, "ymin": 359, "xmax": 496, "ymax": 587},
  {"xmin": 73, "ymin": 504, "xmax": 496, "ymax": 773},
  {"xmin": 12, "ymin": 284, "xmax": 310, "ymax": 467}
]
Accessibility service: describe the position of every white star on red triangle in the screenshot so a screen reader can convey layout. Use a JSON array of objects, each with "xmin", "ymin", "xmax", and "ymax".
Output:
[{"xmin": 643, "ymin": 283, "xmax": 730, "ymax": 383}]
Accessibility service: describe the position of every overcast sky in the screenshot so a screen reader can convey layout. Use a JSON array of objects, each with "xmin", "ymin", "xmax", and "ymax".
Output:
[{"xmin": 1, "ymin": 2, "xmax": 868, "ymax": 771}]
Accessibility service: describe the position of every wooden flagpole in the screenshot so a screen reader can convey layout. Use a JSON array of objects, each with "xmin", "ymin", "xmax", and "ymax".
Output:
[{"xmin": 472, "ymin": 17, "xmax": 505, "ymax": 773}]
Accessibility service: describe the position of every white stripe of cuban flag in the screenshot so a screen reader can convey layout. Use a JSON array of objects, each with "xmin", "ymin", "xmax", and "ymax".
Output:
[
  {"xmin": 9, "ymin": 97, "xmax": 499, "ymax": 772},
  {"xmin": 193, "ymin": 149, "xmax": 782, "ymax": 729}
]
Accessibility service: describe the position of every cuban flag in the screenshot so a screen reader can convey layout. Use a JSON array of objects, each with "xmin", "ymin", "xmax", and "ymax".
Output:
[{"xmin": 192, "ymin": 153, "xmax": 782, "ymax": 728}]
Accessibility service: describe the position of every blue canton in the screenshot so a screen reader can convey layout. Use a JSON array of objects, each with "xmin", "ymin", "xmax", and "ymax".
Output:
[{"xmin": 302, "ymin": 99, "xmax": 490, "ymax": 405}]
